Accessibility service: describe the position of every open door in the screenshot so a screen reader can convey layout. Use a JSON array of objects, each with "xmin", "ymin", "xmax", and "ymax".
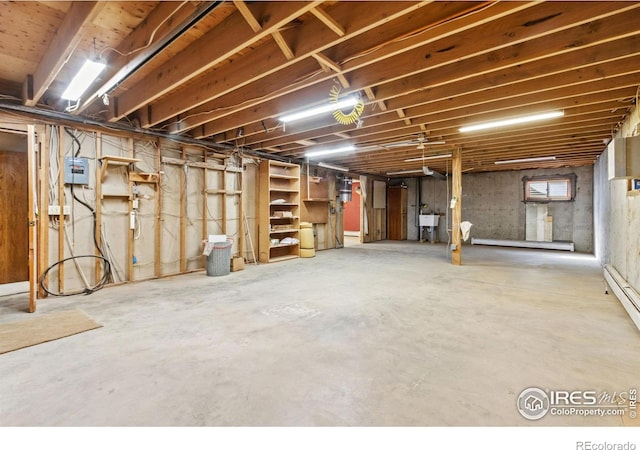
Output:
[{"xmin": 0, "ymin": 131, "xmax": 29, "ymax": 286}]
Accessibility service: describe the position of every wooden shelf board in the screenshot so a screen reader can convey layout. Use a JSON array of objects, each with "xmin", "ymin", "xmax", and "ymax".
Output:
[
  {"xmin": 270, "ymin": 174, "xmax": 299, "ymax": 180},
  {"xmin": 102, "ymin": 193, "xmax": 132, "ymax": 199},
  {"xmin": 270, "ymin": 202, "xmax": 298, "ymax": 206},
  {"xmin": 270, "ymin": 188, "xmax": 299, "ymax": 192},
  {"xmin": 303, "ymin": 198, "xmax": 330, "ymax": 202},
  {"xmin": 129, "ymin": 172, "xmax": 159, "ymax": 183},
  {"xmin": 270, "ymin": 216, "xmax": 299, "ymax": 220},
  {"xmin": 206, "ymin": 189, "xmax": 242, "ymax": 195},
  {"xmin": 100, "ymin": 155, "xmax": 140, "ymax": 164},
  {"xmin": 270, "ymin": 242, "xmax": 299, "ymax": 248},
  {"xmin": 270, "ymin": 228, "xmax": 299, "ymax": 233}
]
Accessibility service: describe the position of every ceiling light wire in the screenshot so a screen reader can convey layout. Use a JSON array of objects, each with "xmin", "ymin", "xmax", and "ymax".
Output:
[{"xmin": 99, "ymin": 1, "xmax": 190, "ymax": 59}]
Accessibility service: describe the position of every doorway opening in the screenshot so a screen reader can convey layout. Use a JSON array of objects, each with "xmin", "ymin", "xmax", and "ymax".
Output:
[
  {"xmin": 0, "ymin": 129, "xmax": 29, "ymax": 296},
  {"xmin": 343, "ymin": 178, "xmax": 360, "ymax": 246}
]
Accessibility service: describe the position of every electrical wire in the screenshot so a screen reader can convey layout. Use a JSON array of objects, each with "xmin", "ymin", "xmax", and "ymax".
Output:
[
  {"xmin": 39, "ymin": 128, "xmax": 113, "ymax": 296},
  {"xmin": 99, "ymin": 1, "xmax": 189, "ymax": 59},
  {"xmin": 39, "ymin": 255, "xmax": 112, "ymax": 297}
]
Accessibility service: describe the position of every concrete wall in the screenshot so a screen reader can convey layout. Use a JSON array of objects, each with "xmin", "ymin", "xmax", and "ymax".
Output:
[
  {"xmin": 407, "ymin": 166, "xmax": 594, "ymax": 252},
  {"xmin": 593, "ymin": 103, "xmax": 640, "ymax": 292}
]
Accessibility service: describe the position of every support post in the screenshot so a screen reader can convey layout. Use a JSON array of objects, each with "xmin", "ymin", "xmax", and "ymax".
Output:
[
  {"xmin": 155, "ymin": 138, "xmax": 162, "ymax": 278},
  {"xmin": 95, "ymin": 132, "xmax": 102, "ymax": 283},
  {"xmin": 451, "ymin": 147, "xmax": 462, "ymax": 265},
  {"xmin": 127, "ymin": 137, "xmax": 134, "ymax": 281},
  {"xmin": 179, "ymin": 146, "xmax": 187, "ymax": 273},
  {"xmin": 38, "ymin": 125, "xmax": 50, "ymax": 299},
  {"xmin": 27, "ymin": 125, "xmax": 38, "ymax": 312},
  {"xmin": 58, "ymin": 126, "xmax": 65, "ymax": 292}
]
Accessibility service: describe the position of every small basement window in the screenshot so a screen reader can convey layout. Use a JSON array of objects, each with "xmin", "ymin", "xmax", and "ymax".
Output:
[{"xmin": 523, "ymin": 175, "xmax": 575, "ymax": 202}]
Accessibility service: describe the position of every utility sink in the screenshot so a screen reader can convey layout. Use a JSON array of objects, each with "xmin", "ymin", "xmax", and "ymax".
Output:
[{"xmin": 419, "ymin": 214, "xmax": 439, "ymax": 227}]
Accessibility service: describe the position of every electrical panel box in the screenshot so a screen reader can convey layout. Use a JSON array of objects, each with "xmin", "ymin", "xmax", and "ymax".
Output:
[{"xmin": 64, "ymin": 156, "xmax": 90, "ymax": 185}]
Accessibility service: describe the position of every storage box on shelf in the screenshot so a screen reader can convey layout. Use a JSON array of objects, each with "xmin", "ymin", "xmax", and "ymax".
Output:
[{"xmin": 259, "ymin": 160, "xmax": 301, "ymax": 263}]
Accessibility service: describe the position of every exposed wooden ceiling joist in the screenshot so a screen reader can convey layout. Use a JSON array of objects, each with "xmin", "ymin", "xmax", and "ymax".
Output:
[{"xmin": 2, "ymin": 1, "xmax": 639, "ymax": 176}]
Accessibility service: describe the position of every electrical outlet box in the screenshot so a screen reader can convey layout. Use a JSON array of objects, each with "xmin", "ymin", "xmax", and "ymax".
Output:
[
  {"xmin": 48, "ymin": 205, "xmax": 71, "ymax": 216},
  {"xmin": 64, "ymin": 156, "xmax": 90, "ymax": 185}
]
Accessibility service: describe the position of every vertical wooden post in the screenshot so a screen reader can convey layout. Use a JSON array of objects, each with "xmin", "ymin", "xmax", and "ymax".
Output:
[
  {"xmin": 94, "ymin": 132, "xmax": 102, "ymax": 283},
  {"xmin": 127, "ymin": 137, "xmax": 134, "ymax": 282},
  {"xmin": 222, "ymin": 165, "xmax": 228, "ymax": 235},
  {"xmin": 202, "ymin": 150, "xmax": 208, "ymax": 245},
  {"xmin": 27, "ymin": 125, "xmax": 38, "ymax": 312},
  {"xmin": 155, "ymin": 138, "xmax": 162, "ymax": 278},
  {"xmin": 238, "ymin": 164, "xmax": 244, "ymax": 258},
  {"xmin": 38, "ymin": 125, "xmax": 50, "ymax": 299},
  {"xmin": 451, "ymin": 147, "xmax": 462, "ymax": 265},
  {"xmin": 180, "ymin": 146, "xmax": 187, "ymax": 273},
  {"xmin": 58, "ymin": 126, "xmax": 65, "ymax": 292}
]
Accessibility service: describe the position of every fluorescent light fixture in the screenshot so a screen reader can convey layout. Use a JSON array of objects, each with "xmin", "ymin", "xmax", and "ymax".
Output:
[
  {"xmin": 386, "ymin": 169, "xmax": 424, "ymax": 175},
  {"xmin": 494, "ymin": 156, "xmax": 556, "ymax": 165},
  {"xmin": 459, "ymin": 111, "xmax": 564, "ymax": 132},
  {"xmin": 279, "ymin": 96, "xmax": 358, "ymax": 123},
  {"xmin": 317, "ymin": 162, "xmax": 349, "ymax": 172},
  {"xmin": 61, "ymin": 59, "xmax": 106, "ymax": 101},
  {"xmin": 404, "ymin": 153, "xmax": 452, "ymax": 162},
  {"xmin": 305, "ymin": 145, "xmax": 354, "ymax": 158}
]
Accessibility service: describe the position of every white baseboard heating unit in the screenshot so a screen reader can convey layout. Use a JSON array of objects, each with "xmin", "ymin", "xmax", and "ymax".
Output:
[
  {"xmin": 471, "ymin": 238, "xmax": 575, "ymax": 251},
  {"xmin": 604, "ymin": 264, "xmax": 640, "ymax": 331}
]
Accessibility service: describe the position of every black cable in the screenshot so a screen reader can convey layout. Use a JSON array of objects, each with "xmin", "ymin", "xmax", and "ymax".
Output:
[
  {"xmin": 65, "ymin": 129, "xmax": 105, "ymax": 257},
  {"xmin": 39, "ymin": 129, "xmax": 113, "ymax": 296},
  {"xmin": 39, "ymin": 255, "xmax": 111, "ymax": 297}
]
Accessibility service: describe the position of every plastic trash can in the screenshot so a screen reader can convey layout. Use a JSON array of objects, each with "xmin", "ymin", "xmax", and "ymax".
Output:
[{"xmin": 207, "ymin": 239, "xmax": 232, "ymax": 276}]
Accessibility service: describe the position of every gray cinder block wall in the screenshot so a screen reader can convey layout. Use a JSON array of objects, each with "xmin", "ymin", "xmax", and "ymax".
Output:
[{"xmin": 409, "ymin": 166, "xmax": 594, "ymax": 252}]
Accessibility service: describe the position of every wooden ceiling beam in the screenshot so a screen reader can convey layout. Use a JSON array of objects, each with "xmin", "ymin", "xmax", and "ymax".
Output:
[
  {"xmin": 155, "ymin": 1, "xmax": 431, "ymax": 131},
  {"xmin": 186, "ymin": 2, "xmax": 533, "ymax": 136},
  {"xmin": 281, "ymin": 100, "xmax": 629, "ymax": 158},
  {"xmin": 364, "ymin": 86, "xmax": 387, "ymax": 112},
  {"xmin": 76, "ymin": 1, "xmax": 201, "ymax": 114},
  {"xmin": 23, "ymin": 1, "xmax": 104, "ymax": 107},
  {"xmin": 233, "ymin": 0, "xmax": 263, "ymax": 32},
  {"xmin": 296, "ymin": 39, "xmax": 640, "ymax": 145},
  {"xmin": 195, "ymin": 4, "xmax": 640, "ymax": 140},
  {"xmin": 109, "ymin": 1, "xmax": 322, "ymax": 121},
  {"xmin": 272, "ymin": 31, "xmax": 295, "ymax": 60},
  {"xmin": 353, "ymin": 5, "xmax": 640, "ymax": 103},
  {"xmin": 241, "ymin": 60, "xmax": 640, "ymax": 150},
  {"xmin": 311, "ymin": 53, "xmax": 341, "ymax": 73},
  {"xmin": 310, "ymin": 6, "xmax": 346, "ymax": 36}
]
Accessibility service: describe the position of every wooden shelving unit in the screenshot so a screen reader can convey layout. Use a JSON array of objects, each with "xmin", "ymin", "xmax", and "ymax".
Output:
[{"xmin": 259, "ymin": 160, "xmax": 300, "ymax": 263}]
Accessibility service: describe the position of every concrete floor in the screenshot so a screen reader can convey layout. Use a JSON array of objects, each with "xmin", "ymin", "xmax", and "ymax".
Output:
[{"xmin": 1, "ymin": 239, "xmax": 639, "ymax": 426}]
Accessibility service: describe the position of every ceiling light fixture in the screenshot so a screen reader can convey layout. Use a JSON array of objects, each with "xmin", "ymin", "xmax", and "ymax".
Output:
[
  {"xmin": 317, "ymin": 162, "xmax": 349, "ymax": 172},
  {"xmin": 404, "ymin": 153, "xmax": 452, "ymax": 162},
  {"xmin": 494, "ymin": 156, "xmax": 557, "ymax": 165},
  {"xmin": 61, "ymin": 59, "xmax": 106, "ymax": 101},
  {"xmin": 386, "ymin": 169, "xmax": 425, "ymax": 175},
  {"xmin": 305, "ymin": 145, "xmax": 355, "ymax": 158},
  {"xmin": 279, "ymin": 96, "xmax": 359, "ymax": 123},
  {"xmin": 459, "ymin": 111, "xmax": 564, "ymax": 133}
]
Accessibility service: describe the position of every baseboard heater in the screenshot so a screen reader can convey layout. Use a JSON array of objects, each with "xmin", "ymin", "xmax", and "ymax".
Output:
[
  {"xmin": 470, "ymin": 238, "xmax": 575, "ymax": 252},
  {"xmin": 604, "ymin": 264, "xmax": 640, "ymax": 331}
]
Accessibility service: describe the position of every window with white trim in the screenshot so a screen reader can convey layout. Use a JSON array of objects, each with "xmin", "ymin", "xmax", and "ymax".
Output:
[{"xmin": 523, "ymin": 175, "xmax": 574, "ymax": 202}]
